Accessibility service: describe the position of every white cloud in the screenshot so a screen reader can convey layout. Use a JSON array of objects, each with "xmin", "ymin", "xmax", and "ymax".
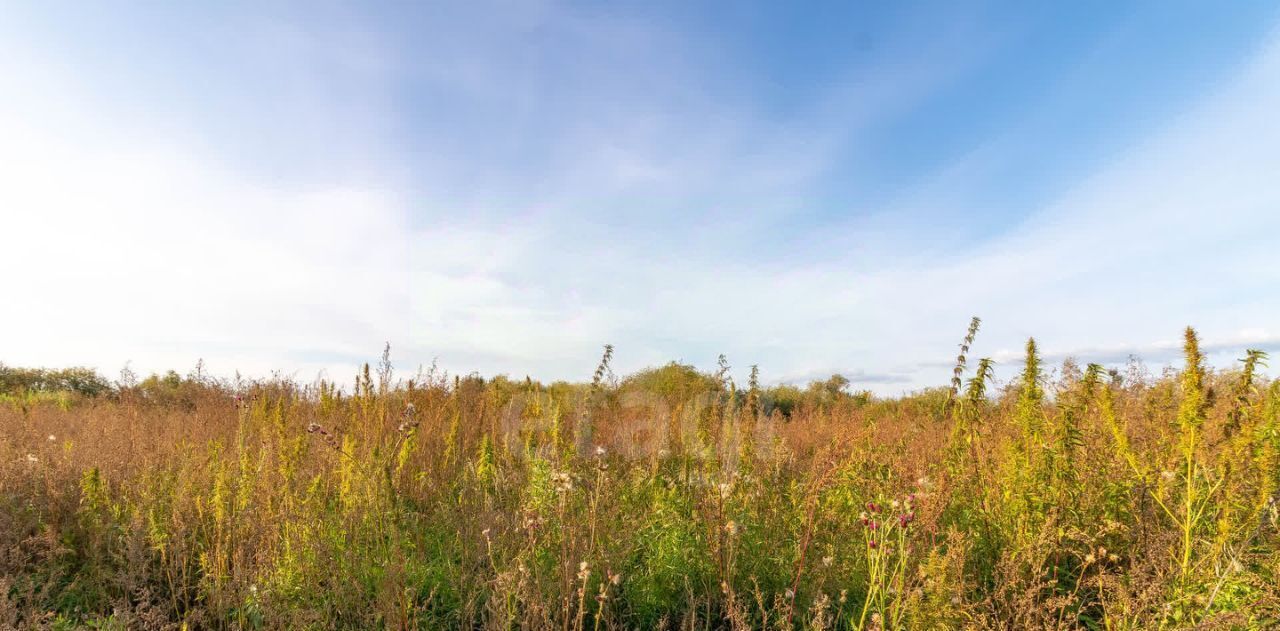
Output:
[{"xmin": 1, "ymin": 9, "xmax": 1277, "ymax": 393}]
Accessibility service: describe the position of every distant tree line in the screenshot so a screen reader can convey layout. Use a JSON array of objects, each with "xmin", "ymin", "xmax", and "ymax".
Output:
[
  {"xmin": 1, "ymin": 357, "xmax": 875, "ymax": 418},
  {"xmin": 0, "ymin": 362, "xmax": 218, "ymax": 407},
  {"xmin": 0, "ymin": 363, "xmax": 113, "ymax": 397}
]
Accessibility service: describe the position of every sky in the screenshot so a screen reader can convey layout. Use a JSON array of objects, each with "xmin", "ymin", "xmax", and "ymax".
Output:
[{"xmin": 2, "ymin": 1, "xmax": 1279, "ymax": 393}]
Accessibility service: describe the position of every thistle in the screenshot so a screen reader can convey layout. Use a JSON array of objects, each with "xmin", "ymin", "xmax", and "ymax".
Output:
[
  {"xmin": 1016, "ymin": 338, "xmax": 1045, "ymax": 443},
  {"xmin": 740, "ymin": 364, "xmax": 760, "ymax": 466},
  {"xmin": 948, "ymin": 316, "xmax": 982, "ymax": 409},
  {"xmin": 591, "ymin": 344, "xmax": 614, "ymax": 393},
  {"xmin": 1172, "ymin": 327, "xmax": 1213, "ymax": 584}
]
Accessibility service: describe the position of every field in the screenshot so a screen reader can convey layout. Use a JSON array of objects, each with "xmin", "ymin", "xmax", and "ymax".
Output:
[{"xmin": 1, "ymin": 324, "xmax": 1278, "ymax": 629}]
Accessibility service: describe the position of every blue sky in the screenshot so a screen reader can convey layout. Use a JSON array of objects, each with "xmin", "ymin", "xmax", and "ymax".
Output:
[{"xmin": 2, "ymin": 1, "xmax": 1279, "ymax": 391}]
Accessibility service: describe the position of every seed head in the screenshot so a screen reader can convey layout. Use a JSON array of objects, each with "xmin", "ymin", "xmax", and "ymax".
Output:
[{"xmin": 551, "ymin": 471, "xmax": 573, "ymax": 493}]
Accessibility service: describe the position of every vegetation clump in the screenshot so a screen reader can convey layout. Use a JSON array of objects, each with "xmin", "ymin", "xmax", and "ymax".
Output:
[{"xmin": 1, "ymin": 325, "xmax": 1278, "ymax": 629}]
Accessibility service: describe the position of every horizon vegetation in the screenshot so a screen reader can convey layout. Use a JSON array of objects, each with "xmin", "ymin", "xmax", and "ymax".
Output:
[{"xmin": 2, "ymin": 320, "xmax": 1278, "ymax": 629}]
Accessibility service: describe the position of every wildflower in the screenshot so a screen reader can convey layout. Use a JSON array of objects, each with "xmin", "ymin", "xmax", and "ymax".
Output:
[
  {"xmin": 891, "ymin": 499, "xmax": 900, "ymax": 509},
  {"xmin": 551, "ymin": 471, "xmax": 574, "ymax": 493},
  {"xmin": 397, "ymin": 416, "xmax": 419, "ymax": 434},
  {"xmin": 859, "ymin": 511, "xmax": 869, "ymax": 525},
  {"xmin": 47, "ymin": 435, "xmax": 56, "ymax": 442},
  {"xmin": 595, "ymin": 445, "xmax": 606, "ymax": 457},
  {"xmin": 1085, "ymin": 553, "xmax": 1096, "ymax": 564}
]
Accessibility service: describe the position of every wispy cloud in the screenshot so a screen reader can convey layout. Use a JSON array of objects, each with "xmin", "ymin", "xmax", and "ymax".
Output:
[
  {"xmin": 992, "ymin": 330, "xmax": 1280, "ymax": 367},
  {"xmin": 0, "ymin": 5, "xmax": 1276, "ymax": 391}
]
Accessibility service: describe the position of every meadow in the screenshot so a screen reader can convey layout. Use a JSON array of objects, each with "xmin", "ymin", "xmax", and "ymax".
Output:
[{"xmin": 1, "ymin": 322, "xmax": 1278, "ymax": 629}]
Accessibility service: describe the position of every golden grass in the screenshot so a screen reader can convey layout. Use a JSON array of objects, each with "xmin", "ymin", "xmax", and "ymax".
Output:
[{"xmin": 1, "ymin": 328, "xmax": 1277, "ymax": 629}]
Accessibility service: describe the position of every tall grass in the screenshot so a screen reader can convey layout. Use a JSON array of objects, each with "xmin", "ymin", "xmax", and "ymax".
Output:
[{"xmin": 1, "ymin": 326, "xmax": 1278, "ymax": 629}]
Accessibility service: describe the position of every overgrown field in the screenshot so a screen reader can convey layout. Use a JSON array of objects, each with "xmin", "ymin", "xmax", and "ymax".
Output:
[{"xmin": 2, "ymin": 324, "xmax": 1278, "ymax": 629}]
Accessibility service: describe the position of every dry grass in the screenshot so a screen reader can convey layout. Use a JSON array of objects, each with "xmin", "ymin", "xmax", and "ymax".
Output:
[{"xmin": 1, "ymin": 328, "xmax": 1278, "ymax": 629}]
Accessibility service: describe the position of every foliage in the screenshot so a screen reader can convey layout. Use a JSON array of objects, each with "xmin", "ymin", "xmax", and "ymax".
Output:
[
  {"xmin": 2, "ymin": 327, "xmax": 1279, "ymax": 629},
  {"xmin": 0, "ymin": 363, "xmax": 112, "ymax": 397}
]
